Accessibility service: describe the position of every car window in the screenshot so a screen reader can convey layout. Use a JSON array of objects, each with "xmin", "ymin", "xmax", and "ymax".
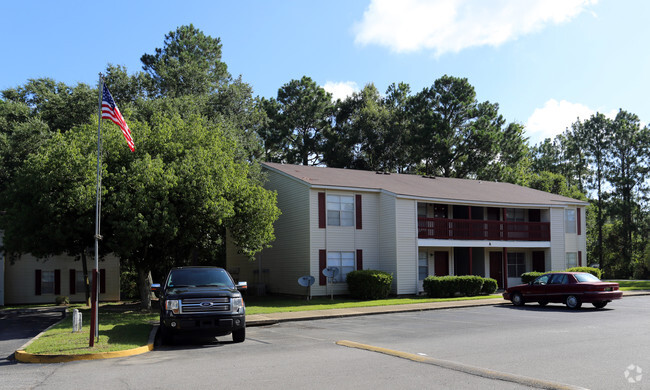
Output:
[
  {"xmin": 549, "ymin": 274, "xmax": 568, "ymax": 284},
  {"xmin": 575, "ymin": 273, "xmax": 600, "ymax": 282},
  {"xmin": 533, "ymin": 274, "xmax": 551, "ymax": 285}
]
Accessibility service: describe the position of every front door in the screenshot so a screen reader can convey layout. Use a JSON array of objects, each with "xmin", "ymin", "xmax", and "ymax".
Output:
[
  {"xmin": 489, "ymin": 252, "xmax": 503, "ymax": 289},
  {"xmin": 532, "ymin": 251, "xmax": 545, "ymax": 272},
  {"xmin": 434, "ymin": 251, "xmax": 449, "ymax": 276}
]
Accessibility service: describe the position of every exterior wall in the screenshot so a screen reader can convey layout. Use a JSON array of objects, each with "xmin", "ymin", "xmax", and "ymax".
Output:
[
  {"xmin": 378, "ymin": 192, "xmax": 398, "ymax": 293},
  {"xmin": 395, "ymin": 198, "xmax": 418, "ymax": 294},
  {"xmin": 4, "ymin": 254, "xmax": 120, "ymax": 305},
  {"xmin": 549, "ymin": 207, "xmax": 567, "ymax": 271},
  {"xmin": 564, "ymin": 206, "xmax": 588, "ymax": 266},
  {"xmin": 227, "ymin": 169, "xmax": 311, "ymax": 295}
]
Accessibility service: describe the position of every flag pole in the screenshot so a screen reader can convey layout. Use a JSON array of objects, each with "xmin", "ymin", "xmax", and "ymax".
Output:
[{"xmin": 90, "ymin": 73, "xmax": 104, "ymax": 347}]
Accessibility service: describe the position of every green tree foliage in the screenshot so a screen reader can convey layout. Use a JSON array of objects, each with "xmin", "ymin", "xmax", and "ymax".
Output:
[{"xmin": 262, "ymin": 76, "xmax": 333, "ymax": 165}]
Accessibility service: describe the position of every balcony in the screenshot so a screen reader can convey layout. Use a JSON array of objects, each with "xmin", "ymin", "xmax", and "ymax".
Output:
[{"xmin": 417, "ymin": 217, "xmax": 550, "ymax": 241}]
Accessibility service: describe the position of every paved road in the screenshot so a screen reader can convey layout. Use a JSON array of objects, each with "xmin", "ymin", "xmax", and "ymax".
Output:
[
  {"xmin": 0, "ymin": 309, "xmax": 64, "ymax": 365},
  {"xmin": 2, "ymin": 296, "xmax": 648, "ymax": 389}
]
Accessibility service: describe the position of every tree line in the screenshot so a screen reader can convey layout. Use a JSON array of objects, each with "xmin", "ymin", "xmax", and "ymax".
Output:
[{"xmin": 1, "ymin": 25, "xmax": 647, "ymax": 309}]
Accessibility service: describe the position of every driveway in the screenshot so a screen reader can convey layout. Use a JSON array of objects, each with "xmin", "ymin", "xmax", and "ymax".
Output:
[{"xmin": 0, "ymin": 308, "xmax": 64, "ymax": 364}]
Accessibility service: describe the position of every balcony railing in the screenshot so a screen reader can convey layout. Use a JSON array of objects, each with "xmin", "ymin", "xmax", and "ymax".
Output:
[{"xmin": 417, "ymin": 217, "xmax": 550, "ymax": 241}]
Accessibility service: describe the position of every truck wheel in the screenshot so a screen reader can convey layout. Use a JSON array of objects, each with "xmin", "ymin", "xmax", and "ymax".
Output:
[
  {"xmin": 160, "ymin": 325, "xmax": 174, "ymax": 345},
  {"xmin": 232, "ymin": 327, "xmax": 245, "ymax": 343}
]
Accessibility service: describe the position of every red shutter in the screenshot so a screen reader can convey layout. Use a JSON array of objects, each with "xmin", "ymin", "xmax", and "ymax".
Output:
[
  {"xmin": 54, "ymin": 269, "xmax": 61, "ymax": 295},
  {"xmin": 355, "ymin": 194, "xmax": 362, "ymax": 230},
  {"xmin": 69, "ymin": 269, "xmax": 76, "ymax": 295},
  {"xmin": 356, "ymin": 249, "xmax": 363, "ymax": 270},
  {"xmin": 100, "ymin": 269, "xmax": 106, "ymax": 294},
  {"xmin": 578, "ymin": 251, "xmax": 582, "ymax": 267},
  {"xmin": 318, "ymin": 192, "xmax": 326, "ymax": 228},
  {"xmin": 35, "ymin": 270, "xmax": 42, "ymax": 296},
  {"xmin": 319, "ymin": 250, "xmax": 327, "ymax": 285},
  {"xmin": 577, "ymin": 208, "xmax": 582, "ymax": 235}
]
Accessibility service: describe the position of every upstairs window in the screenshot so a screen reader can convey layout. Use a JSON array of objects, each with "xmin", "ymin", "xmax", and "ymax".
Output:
[
  {"xmin": 327, "ymin": 195, "xmax": 354, "ymax": 226},
  {"xmin": 565, "ymin": 209, "xmax": 576, "ymax": 234}
]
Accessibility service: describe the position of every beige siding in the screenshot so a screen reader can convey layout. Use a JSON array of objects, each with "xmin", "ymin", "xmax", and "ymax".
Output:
[
  {"xmin": 564, "ymin": 206, "xmax": 588, "ymax": 266},
  {"xmin": 378, "ymin": 192, "xmax": 397, "ymax": 293},
  {"xmin": 227, "ymin": 169, "xmax": 312, "ymax": 295},
  {"xmin": 4, "ymin": 254, "xmax": 120, "ymax": 305},
  {"xmin": 549, "ymin": 207, "xmax": 566, "ymax": 271},
  {"xmin": 395, "ymin": 198, "xmax": 418, "ymax": 294}
]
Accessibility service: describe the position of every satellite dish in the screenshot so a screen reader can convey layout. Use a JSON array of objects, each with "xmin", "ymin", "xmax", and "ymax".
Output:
[
  {"xmin": 322, "ymin": 267, "xmax": 339, "ymax": 278},
  {"xmin": 298, "ymin": 275, "xmax": 315, "ymax": 287}
]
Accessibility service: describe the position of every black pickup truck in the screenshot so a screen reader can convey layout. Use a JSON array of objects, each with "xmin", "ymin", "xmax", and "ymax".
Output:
[{"xmin": 152, "ymin": 266, "xmax": 247, "ymax": 344}]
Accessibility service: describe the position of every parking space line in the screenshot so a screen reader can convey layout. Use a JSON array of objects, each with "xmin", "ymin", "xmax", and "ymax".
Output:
[{"xmin": 336, "ymin": 340, "xmax": 588, "ymax": 390}]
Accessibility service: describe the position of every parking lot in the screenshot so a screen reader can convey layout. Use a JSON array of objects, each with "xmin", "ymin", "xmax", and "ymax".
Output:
[{"xmin": 1, "ymin": 296, "xmax": 648, "ymax": 389}]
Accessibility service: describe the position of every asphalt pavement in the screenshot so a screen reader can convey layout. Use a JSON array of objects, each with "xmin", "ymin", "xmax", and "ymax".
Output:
[{"xmin": 0, "ymin": 307, "xmax": 65, "ymax": 365}]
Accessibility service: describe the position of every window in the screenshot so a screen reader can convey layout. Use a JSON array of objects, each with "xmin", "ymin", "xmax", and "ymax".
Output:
[
  {"xmin": 327, "ymin": 195, "xmax": 354, "ymax": 226},
  {"xmin": 549, "ymin": 274, "xmax": 568, "ymax": 284},
  {"xmin": 566, "ymin": 252, "xmax": 577, "ymax": 268},
  {"xmin": 41, "ymin": 271, "xmax": 55, "ymax": 295},
  {"xmin": 75, "ymin": 271, "xmax": 86, "ymax": 294},
  {"xmin": 327, "ymin": 252, "xmax": 355, "ymax": 282},
  {"xmin": 505, "ymin": 208, "xmax": 525, "ymax": 222},
  {"xmin": 418, "ymin": 251, "xmax": 428, "ymax": 280},
  {"xmin": 507, "ymin": 253, "xmax": 526, "ymax": 278},
  {"xmin": 565, "ymin": 209, "xmax": 576, "ymax": 233}
]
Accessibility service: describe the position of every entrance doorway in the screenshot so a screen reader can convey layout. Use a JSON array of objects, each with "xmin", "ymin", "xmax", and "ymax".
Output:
[
  {"xmin": 489, "ymin": 252, "xmax": 503, "ymax": 289},
  {"xmin": 434, "ymin": 252, "xmax": 449, "ymax": 276}
]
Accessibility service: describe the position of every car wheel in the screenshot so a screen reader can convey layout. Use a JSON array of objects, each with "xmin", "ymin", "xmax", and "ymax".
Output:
[
  {"xmin": 592, "ymin": 301, "xmax": 608, "ymax": 309},
  {"xmin": 565, "ymin": 295, "xmax": 582, "ymax": 309},
  {"xmin": 232, "ymin": 327, "xmax": 245, "ymax": 343},
  {"xmin": 538, "ymin": 301, "xmax": 548, "ymax": 306},
  {"xmin": 511, "ymin": 292, "xmax": 525, "ymax": 306}
]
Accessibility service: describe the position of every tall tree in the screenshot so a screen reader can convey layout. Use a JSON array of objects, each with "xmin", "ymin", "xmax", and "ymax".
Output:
[{"xmin": 262, "ymin": 76, "xmax": 333, "ymax": 165}]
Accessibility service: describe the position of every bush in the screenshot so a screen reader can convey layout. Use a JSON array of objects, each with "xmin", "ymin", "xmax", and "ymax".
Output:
[
  {"xmin": 521, "ymin": 272, "xmax": 545, "ymax": 284},
  {"xmin": 346, "ymin": 270, "xmax": 393, "ymax": 300},
  {"xmin": 565, "ymin": 267, "xmax": 601, "ymax": 279},
  {"xmin": 55, "ymin": 296, "xmax": 70, "ymax": 305},
  {"xmin": 481, "ymin": 278, "xmax": 498, "ymax": 294},
  {"xmin": 423, "ymin": 276, "xmax": 487, "ymax": 298}
]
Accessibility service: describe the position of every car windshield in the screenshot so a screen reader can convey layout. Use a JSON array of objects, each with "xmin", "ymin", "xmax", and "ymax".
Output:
[
  {"xmin": 167, "ymin": 268, "xmax": 234, "ymax": 288},
  {"xmin": 574, "ymin": 273, "xmax": 601, "ymax": 282}
]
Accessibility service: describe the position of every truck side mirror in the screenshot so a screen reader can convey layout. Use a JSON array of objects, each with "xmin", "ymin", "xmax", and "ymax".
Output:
[
  {"xmin": 151, "ymin": 283, "xmax": 161, "ymax": 297},
  {"xmin": 236, "ymin": 281, "xmax": 247, "ymax": 291}
]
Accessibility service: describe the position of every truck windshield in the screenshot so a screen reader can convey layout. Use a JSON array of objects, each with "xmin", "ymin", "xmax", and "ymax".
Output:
[{"xmin": 167, "ymin": 268, "xmax": 235, "ymax": 288}]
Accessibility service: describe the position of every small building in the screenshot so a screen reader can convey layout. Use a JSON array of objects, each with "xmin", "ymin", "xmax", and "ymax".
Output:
[
  {"xmin": 227, "ymin": 163, "xmax": 588, "ymax": 296},
  {"xmin": 1, "ymin": 231, "xmax": 120, "ymax": 305}
]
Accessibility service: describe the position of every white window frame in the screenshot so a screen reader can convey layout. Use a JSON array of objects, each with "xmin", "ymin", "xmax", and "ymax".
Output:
[
  {"xmin": 327, "ymin": 195, "xmax": 354, "ymax": 227},
  {"xmin": 506, "ymin": 208, "xmax": 525, "ymax": 222},
  {"xmin": 41, "ymin": 270, "xmax": 55, "ymax": 295},
  {"xmin": 507, "ymin": 252, "xmax": 526, "ymax": 278},
  {"xmin": 565, "ymin": 209, "xmax": 576, "ymax": 234},
  {"xmin": 566, "ymin": 252, "xmax": 578, "ymax": 268},
  {"xmin": 75, "ymin": 271, "xmax": 86, "ymax": 294},
  {"xmin": 327, "ymin": 251, "xmax": 355, "ymax": 282},
  {"xmin": 418, "ymin": 251, "xmax": 429, "ymax": 281}
]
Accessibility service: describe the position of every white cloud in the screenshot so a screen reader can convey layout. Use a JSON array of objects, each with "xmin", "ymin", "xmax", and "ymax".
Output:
[
  {"xmin": 525, "ymin": 99, "xmax": 616, "ymax": 144},
  {"xmin": 323, "ymin": 81, "xmax": 360, "ymax": 101},
  {"xmin": 354, "ymin": 0, "xmax": 597, "ymax": 55}
]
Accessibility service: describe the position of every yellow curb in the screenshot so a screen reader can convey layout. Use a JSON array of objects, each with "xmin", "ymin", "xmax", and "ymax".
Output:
[{"xmin": 15, "ymin": 326, "xmax": 157, "ymax": 363}]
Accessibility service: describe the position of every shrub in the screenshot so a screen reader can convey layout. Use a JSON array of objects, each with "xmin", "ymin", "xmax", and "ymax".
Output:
[
  {"xmin": 423, "ymin": 276, "xmax": 487, "ymax": 298},
  {"xmin": 521, "ymin": 272, "xmax": 545, "ymax": 284},
  {"xmin": 565, "ymin": 267, "xmax": 601, "ymax": 279},
  {"xmin": 481, "ymin": 278, "xmax": 498, "ymax": 294},
  {"xmin": 55, "ymin": 296, "xmax": 70, "ymax": 305},
  {"xmin": 346, "ymin": 270, "xmax": 393, "ymax": 300}
]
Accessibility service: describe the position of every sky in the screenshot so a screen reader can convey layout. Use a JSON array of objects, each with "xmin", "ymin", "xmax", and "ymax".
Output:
[{"xmin": 2, "ymin": 0, "xmax": 649, "ymax": 145}]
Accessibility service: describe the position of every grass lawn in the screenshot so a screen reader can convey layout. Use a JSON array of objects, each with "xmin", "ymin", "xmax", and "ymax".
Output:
[
  {"xmin": 611, "ymin": 280, "xmax": 650, "ymax": 290},
  {"xmin": 244, "ymin": 294, "xmax": 502, "ymax": 315},
  {"xmin": 23, "ymin": 304, "xmax": 157, "ymax": 355}
]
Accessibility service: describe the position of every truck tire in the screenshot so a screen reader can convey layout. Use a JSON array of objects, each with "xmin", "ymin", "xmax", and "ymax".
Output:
[{"xmin": 232, "ymin": 327, "xmax": 245, "ymax": 343}]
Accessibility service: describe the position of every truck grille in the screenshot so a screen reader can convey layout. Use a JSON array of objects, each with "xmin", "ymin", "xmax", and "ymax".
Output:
[{"xmin": 180, "ymin": 297, "xmax": 231, "ymax": 313}]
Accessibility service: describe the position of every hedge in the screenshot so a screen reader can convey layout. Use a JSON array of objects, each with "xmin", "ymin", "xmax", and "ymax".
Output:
[
  {"xmin": 481, "ymin": 278, "xmax": 498, "ymax": 294},
  {"xmin": 346, "ymin": 270, "xmax": 393, "ymax": 300},
  {"xmin": 423, "ymin": 275, "xmax": 493, "ymax": 298}
]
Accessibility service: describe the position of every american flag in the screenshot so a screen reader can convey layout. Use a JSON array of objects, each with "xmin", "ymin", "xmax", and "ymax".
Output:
[{"xmin": 102, "ymin": 85, "xmax": 134, "ymax": 152}]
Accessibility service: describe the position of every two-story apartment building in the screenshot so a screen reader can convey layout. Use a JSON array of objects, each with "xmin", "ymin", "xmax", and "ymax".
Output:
[{"xmin": 227, "ymin": 162, "xmax": 589, "ymax": 296}]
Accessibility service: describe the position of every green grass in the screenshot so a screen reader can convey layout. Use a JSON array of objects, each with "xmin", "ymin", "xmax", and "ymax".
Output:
[
  {"xmin": 24, "ymin": 305, "xmax": 157, "ymax": 355},
  {"xmin": 244, "ymin": 294, "xmax": 502, "ymax": 315},
  {"xmin": 611, "ymin": 280, "xmax": 650, "ymax": 291}
]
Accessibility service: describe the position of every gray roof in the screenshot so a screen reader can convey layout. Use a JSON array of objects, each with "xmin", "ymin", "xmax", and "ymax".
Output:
[{"xmin": 262, "ymin": 162, "xmax": 587, "ymax": 207}]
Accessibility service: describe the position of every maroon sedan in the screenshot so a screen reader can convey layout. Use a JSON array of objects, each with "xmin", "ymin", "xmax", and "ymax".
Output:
[{"xmin": 503, "ymin": 272, "xmax": 622, "ymax": 309}]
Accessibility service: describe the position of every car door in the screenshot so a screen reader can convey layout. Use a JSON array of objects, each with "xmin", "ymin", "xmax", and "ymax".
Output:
[
  {"xmin": 546, "ymin": 273, "xmax": 569, "ymax": 303},
  {"xmin": 525, "ymin": 274, "xmax": 551, "ymax": 300}
]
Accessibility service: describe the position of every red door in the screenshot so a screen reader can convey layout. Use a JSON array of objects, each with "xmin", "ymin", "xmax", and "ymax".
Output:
[
  {"xmin": 532, "ymin": 251, "xmax": 545, "ymax": 272},
  {"xmin": 434, "ymin": 252, "xmax": 449, "ymax": 276},
  {"xmin": 489, "ymin": 252, "xmax": 503, "ymax": 289}
]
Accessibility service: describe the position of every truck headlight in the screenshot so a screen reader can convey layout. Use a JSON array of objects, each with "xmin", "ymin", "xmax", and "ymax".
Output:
[
  {"xmin": 232, "ymin": 297, "xmax": 244, "ymax": 313},
  {"xmin": 165, "ymin": 299, "xmax": 180, "ymax": 314}
]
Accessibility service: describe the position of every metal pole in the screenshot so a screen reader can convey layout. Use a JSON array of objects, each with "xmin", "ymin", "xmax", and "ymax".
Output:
[{"xmin": 90, "ymin": 73, "xmax": 103, "ymax": 347}]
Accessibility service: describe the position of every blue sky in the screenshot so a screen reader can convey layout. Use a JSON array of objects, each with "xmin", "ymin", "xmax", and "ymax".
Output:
[{"xmin": 2, "ymin": 0, "xmax": 648, "ymax": 145}]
